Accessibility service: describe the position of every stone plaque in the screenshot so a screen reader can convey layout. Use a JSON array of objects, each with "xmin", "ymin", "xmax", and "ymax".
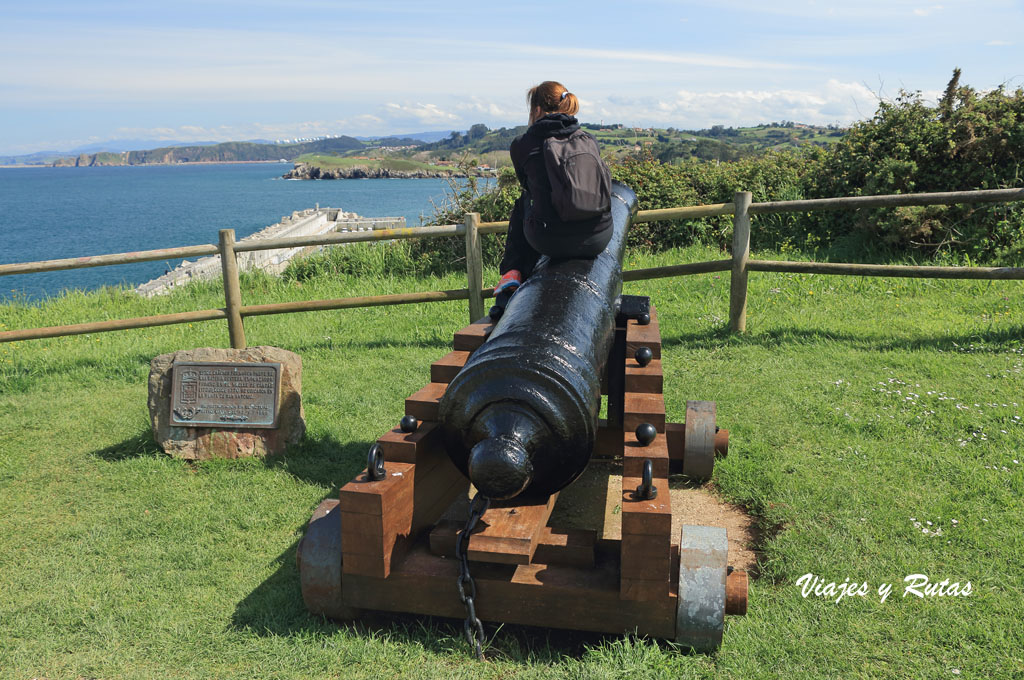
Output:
[{"xmin": 170, "ymin": 361, "xmax": 281, "ymax": 428}]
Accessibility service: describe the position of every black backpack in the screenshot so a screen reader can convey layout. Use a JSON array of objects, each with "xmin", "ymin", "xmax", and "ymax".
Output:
[{"xmin": 542, "ymin": 129, "xmax": 612, "ymax": 222}]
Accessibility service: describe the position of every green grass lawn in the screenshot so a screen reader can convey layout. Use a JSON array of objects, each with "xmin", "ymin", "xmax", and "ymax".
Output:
[
  {"xmin": 1, "ymin": 245, "xmax": 1022, "ymax": 679},
  {"xmin": 294, "ymin": 154, "xmax": 443, "ymax": 173}
]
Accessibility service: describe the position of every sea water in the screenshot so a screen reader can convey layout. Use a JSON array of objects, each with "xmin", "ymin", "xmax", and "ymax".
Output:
[{"xmin": 0, "ymin": 163, "xmax": 460, "ymax": 301}]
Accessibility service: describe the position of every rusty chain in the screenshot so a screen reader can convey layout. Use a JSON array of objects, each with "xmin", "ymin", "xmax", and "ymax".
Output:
[{"xmin": 455, "ymin": 491, "xmax": 490, "ymax": 661}]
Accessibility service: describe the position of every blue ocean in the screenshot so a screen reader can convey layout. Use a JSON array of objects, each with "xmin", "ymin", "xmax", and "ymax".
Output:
[{"xmin": 0, "ymin": 163, "xmax": 458, "ymax": 301}]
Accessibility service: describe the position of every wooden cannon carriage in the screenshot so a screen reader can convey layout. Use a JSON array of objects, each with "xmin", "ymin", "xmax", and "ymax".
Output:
[{"xmin": 297, "ymin": 184, "xmax": 748, "ymax": 652}]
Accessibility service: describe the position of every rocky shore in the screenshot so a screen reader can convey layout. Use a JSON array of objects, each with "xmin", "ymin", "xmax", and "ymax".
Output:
[{"xmin": 283, "ymin": 163, "xmax": 493, "ymax": 180}]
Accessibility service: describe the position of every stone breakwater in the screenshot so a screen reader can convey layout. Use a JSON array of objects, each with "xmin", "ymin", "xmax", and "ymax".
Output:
[
  {"xmin": 135, "ymin": 207, "xmax": 404, "ymax": 297},
  {"xmin": 283, "ymin": 163, "xmax": 494, "ymax": 180}
]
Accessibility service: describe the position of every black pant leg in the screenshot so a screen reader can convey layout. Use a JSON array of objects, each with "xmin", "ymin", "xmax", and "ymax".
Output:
[{"xmin": 499, "ymin": 193, "xmax": 541, "ymax": 279}]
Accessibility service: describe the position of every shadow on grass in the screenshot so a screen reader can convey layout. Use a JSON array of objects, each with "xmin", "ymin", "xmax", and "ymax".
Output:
[
  {"xmin": 89, "ymin": 422, "xmax": 370, "ymax": 490},
  {"xmin": 662, "ymin": 324, "xmax": 1024, "ymax": 353},
  {"xmin": 91, "ymin": 430, "xmax": 164, "ymax": 462},
  {"xmin": 357, "ymin": 336, "xmax": 454, "ymax": 352},
  {"xmin": 282, "ymin": 334, "xmax": 454, "ymax": 355},
  {"xmin": 263, "ymin": 433, "xmax": 370, "ymax": 489},
  {"xmin": 231, "ymin": 534, "xmax": 681, "ymax": 662}
]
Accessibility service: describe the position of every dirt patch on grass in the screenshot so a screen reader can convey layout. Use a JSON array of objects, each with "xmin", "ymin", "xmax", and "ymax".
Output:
[{"xmin": 550, "ymin": 462, "xmax": 761, "ymax": 573}]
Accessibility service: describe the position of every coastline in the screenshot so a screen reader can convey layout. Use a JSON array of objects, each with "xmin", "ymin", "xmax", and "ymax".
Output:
[
  {"xmin": 0, "ymin": 160, "xmax": 293, "ymax": 169},
  {"xmin": 1, "ymin": 168, "xmax": 451, "ymax": 301},
  {"xmin": 283, "ymin": 162, "xmax": 497, "ymax": 180}
]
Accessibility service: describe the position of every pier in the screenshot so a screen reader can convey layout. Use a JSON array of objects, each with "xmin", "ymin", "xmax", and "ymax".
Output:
[{"xmin": 135, "ymin": 207, "xmax": 404, "ymax": 296}]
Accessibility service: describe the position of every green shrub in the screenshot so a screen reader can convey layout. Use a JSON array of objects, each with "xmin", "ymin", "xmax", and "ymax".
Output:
[
  {"xmin": 411, "ymin": 166, "xmax": 519, "ymax": 275},
  {"xmin": 810, "ymin": 71, "xmax": 1024, "ymax": 262},
  {"xmin": 282, "ymin": 239, "xmax": 425, "ymax": 281},
  {"xmin": 610, "ymin": 150, "xmax": 817, "ymax": 251}
]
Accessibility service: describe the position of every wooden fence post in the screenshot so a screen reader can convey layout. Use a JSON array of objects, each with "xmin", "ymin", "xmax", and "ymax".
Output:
[
  {"xmin": 729, "ymin": 192, "xmax": 753, "ymax": 333},
  {"xmin": 218, "ymin": 228, "xmax": 246, "ymax": 349},
  {"xmin": 463, "ymin": 212, "xmax": 484, "ymax": 322}
]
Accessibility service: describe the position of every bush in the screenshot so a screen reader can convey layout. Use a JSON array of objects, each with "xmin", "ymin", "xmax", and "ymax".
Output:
[
  {"xmin": 409, "ymin": 166, "xmax": 519, "ymax": 275},
  {"xmin": 810, "ymin": 71, "xmax": 1024, "ymax": 262},
  {"xmin": 282, "ymin": 239, "xmax": 424, "ymax": 281},
  {"xmin": 611, "ymin": 150, "xmax": 817, "ymax": 251}
]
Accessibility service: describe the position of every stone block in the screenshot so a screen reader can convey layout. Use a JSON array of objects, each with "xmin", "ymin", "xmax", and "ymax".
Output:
[{"xmin": 148, "ymin": 346, "xmax": 305, "ymax": 459}]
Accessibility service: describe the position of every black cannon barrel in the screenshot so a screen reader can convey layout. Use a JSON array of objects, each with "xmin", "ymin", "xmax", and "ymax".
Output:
[{"xmin": 438, "ymin": 182, "xmax": 638, "ymax": 499}]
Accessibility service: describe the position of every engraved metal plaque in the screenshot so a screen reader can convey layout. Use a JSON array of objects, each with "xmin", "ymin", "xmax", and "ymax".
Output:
[{"xmin": 170, "ymin": 361, "xmax": 281, "ymax": 428}]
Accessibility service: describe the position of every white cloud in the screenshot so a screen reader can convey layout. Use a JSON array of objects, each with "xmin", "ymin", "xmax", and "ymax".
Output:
[
  {"xmin": 384, "ymin": 103, "xmax": 459, "ymax": 125},
  {"xmin": 588, "ymin": 80, "xmax": 880, "ymax": 128},
  {"xmin": 454, "ymin": 97, "xmax": 522, "ymax": 122},
  {"xmin": 913, "ymin": 5, "xmax": 945, "ymax": 16}
]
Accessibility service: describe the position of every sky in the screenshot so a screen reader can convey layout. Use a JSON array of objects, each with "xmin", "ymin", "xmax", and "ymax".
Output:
[{"xmin": 1, "ymin": 0, "xmax": 1022, "ymax": 154}]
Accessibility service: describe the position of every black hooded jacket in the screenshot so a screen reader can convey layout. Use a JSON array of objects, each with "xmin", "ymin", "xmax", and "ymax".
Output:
[{"xmin": 507, "ymin": 113, "xmax": 614, "ymax": 264}]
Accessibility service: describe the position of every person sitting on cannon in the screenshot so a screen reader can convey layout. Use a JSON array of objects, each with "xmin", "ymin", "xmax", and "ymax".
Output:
[{"xmin": 491, "ymin": 80, "xmax": 614, "ymax": 319}]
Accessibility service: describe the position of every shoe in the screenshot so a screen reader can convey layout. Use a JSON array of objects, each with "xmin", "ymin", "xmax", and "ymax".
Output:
[
  {"xmin": 489, "ymin": 288, "xmax": 515, "ymax": 320},
  {"xmin": 495, "ymin": 269, "xmax": 522, "ymax": 294}
]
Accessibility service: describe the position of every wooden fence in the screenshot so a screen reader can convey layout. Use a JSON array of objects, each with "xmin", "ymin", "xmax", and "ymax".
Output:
[{"xmin": 1, "ymin": 187, "xmax": 1022, "ymax": 346}]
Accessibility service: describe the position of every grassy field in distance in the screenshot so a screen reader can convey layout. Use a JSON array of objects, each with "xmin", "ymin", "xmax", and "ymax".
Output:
[{"xmin": 292, "ymin": 153, "xmax": 442, "ymax": 173}]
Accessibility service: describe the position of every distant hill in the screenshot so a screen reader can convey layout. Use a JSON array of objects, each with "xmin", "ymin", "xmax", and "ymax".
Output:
[
  {"xmin": 284, "ymin": 153, "xmax": 494, "ymax": 179},
  {"xmin": 354, "ymin": 130, "xmax": 456, "ymax": 143},
  {"xmin": 50, "ymin": 136, "xmax": 367, "ymax": 167},
  {"xmin": 20, "ymin": 122, "xmax": 845, "ymax": 169},
  {"xmin": 69, "ymin": 139, "xmax": 223, "ymax": 154},
  {"xmin": 1, "ymin": 150, "xmax": 66, "ymax": 165},
  {"xmin": 286, "ymin": 121, "xmax": 848, "ymax": 180},
  {"xmin": 373, "ymin": 137, "xmax": 427, "ymax": 147},
  {"xmin": 3, "ymin": 139, "xmax": 225, "ymax": 165},
  {"xmin": 392, "ymin": 121, "xmax": 845, "ymax": 168}
]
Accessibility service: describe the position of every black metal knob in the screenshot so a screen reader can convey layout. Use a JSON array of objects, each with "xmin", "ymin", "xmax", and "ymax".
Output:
[
  {"xmin": 634, "ymin": 346, "xmax": 653, "ymax": 367},
  {"xmin": 468, "ymin": 435, "xmax": 532, "ymax": 500},
  {"xmin": 399, "ymin": 415, "xmax": 418, "ymax": 433},
  {"xmin": 366, "ymin": 443, "xmax": 386, "ymax": 481},
  {"xmin": 635, "ymin": 423, "xmax": 657, "ymax": 446},
  {"xmin": 637, "ymin": 312, "xmax": 651, "ymax": 326}
]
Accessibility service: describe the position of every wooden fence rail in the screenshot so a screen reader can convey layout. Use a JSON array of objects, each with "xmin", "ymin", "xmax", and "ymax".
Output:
[{"xmin": 1, "ymin": 187, "xmax": 1022, "ymax": 345}]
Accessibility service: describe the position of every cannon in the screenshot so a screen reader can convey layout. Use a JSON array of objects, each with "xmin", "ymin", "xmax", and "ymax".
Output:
[
  {"xmin": 438, "ymin": 182, "xmax": 636, "ymax": 500},
  {"xmin": 297, "ymin": 182, "xmax": 745, "ymax": 653}
]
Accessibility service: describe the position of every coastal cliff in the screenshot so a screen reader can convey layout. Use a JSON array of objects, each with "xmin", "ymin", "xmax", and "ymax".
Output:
[
  {"xmin": 282, "ymin": 163, "xmax": 469, "ymax": 180},
  {"xmin": 283, "ymin": 162, "xmax": 497, "ymax": 180},
  {"xmin": 48, "ymin": 137, "xmax": 364, "ymax": 167}
]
